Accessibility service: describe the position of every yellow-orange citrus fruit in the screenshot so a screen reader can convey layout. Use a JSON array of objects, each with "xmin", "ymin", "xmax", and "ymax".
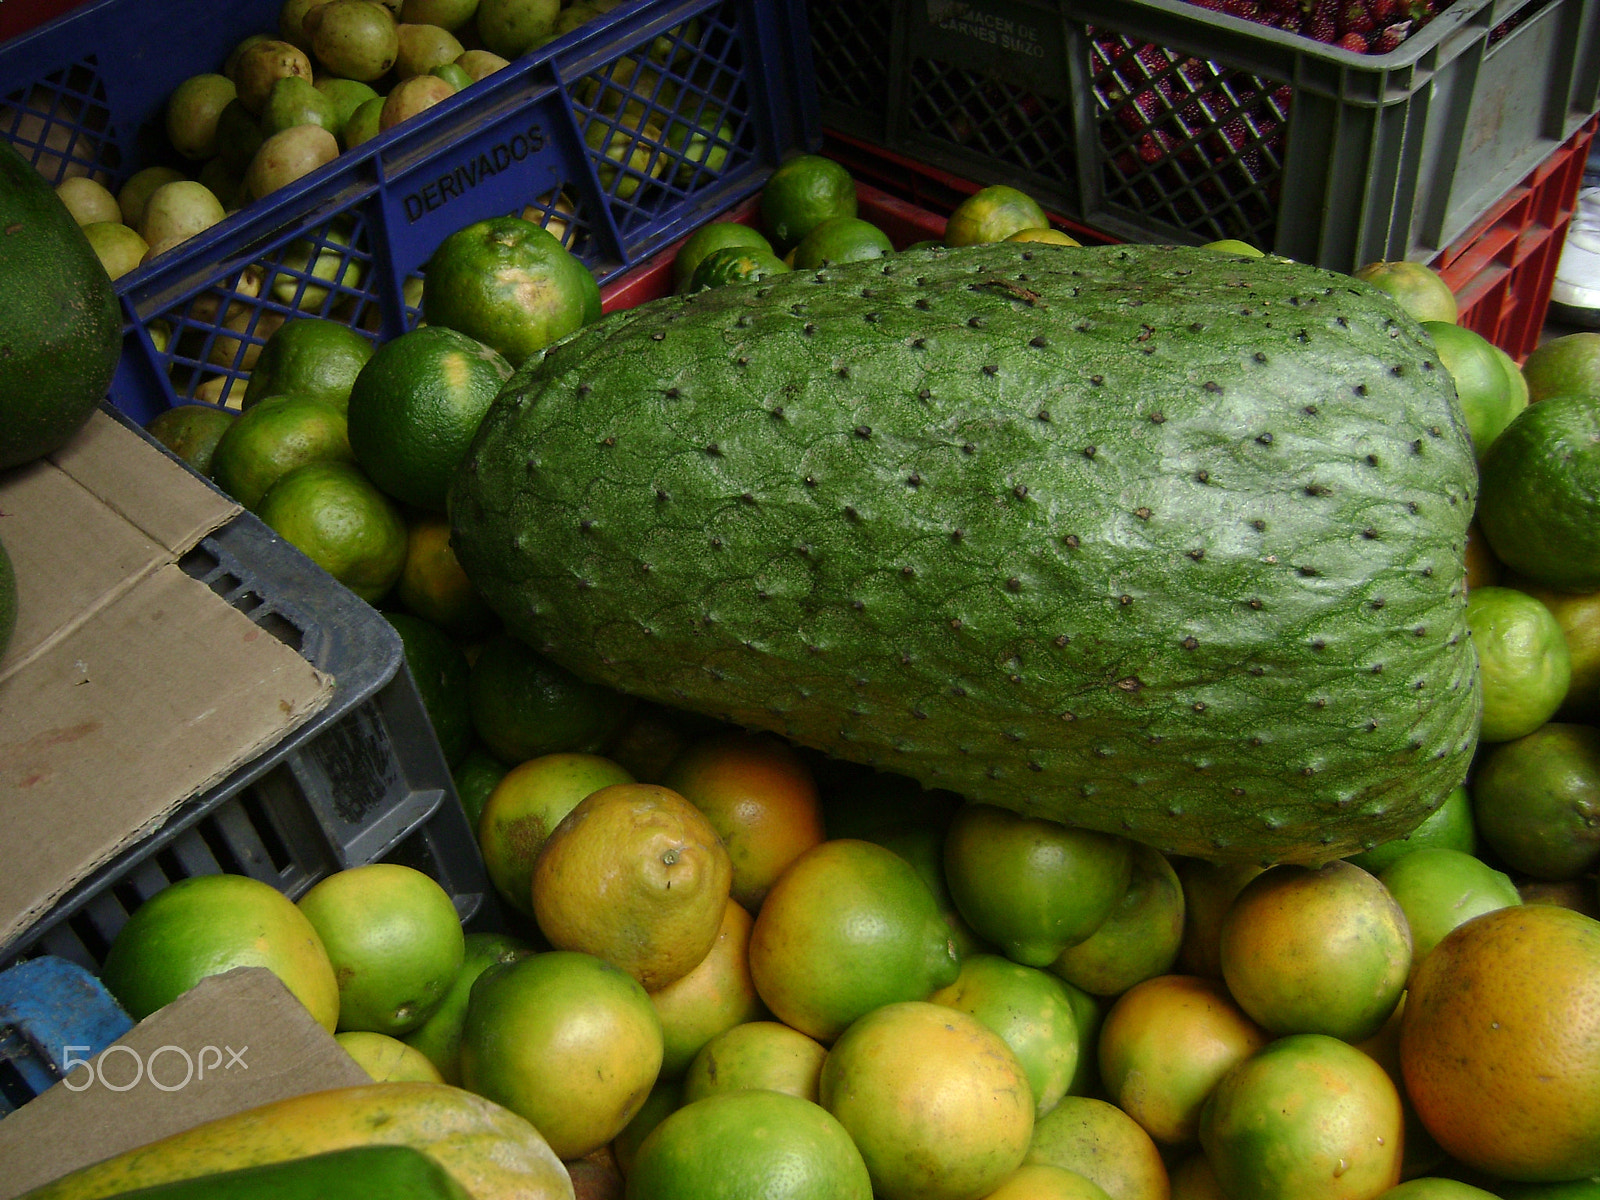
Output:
[{"xmin": 1399, "ymin": 904, "xmax": 1600, "ymax": 1182}]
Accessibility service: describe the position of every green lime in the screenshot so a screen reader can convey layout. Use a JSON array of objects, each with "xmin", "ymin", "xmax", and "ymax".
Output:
[
  {"xmin": 468, "ymin": 630, "xmax": 636, "ymax": 764},
  {"xmin": 1465, "ymin": 585, "xmax": 1571, "ymax": 743},
  {"xmin": 687, "ymin": 244, "xmax": 791, "ymax": 291},
  {"xmin": 1477, "ymin": 392, "xmax": 1600, "ymax": 592},
  {"xmin": 1519, "ymin": 331, "xmax": 1600, "ymax": 404},
  {"xmin": 1049, "ymin": 841, "xmax": 1184, "ymax": 998},
  {"xmin": 346, "ymin": 325, "xmax": 512, "ymax": 512},
  {"xmin": 452, "ymin": 743, "xmax": 509, "ymax": 828},
  {"xmin": 243, "ymin": 316, "xmax": 375, "ymax": 410},
  {"xmin": 1423, "ymin": 321, "xmax": 1520, "ymax": 461},
  {"xmin": 209, "ymin": 393, "xmax": 354, "ymax": 510},
  {"xmin": 626, "ymin": 1089, "xmax": 872, "ymax": 1200},
  {"xmin": 1378, "ymin": 847, "xmax": 1521, "ymax": 977},
  {"xmin": 759, "ymin": 154, "xmax": 856, "ymax": 253},
  {"xmin": 296, "ymin": 862, "xmax": 465, "ymax": 1036},
  {"xmin": 144, "ymin": 404, "xmax": 237, "ymax": 477},
  {"xmin": 791, "ymin": 215, "xmax": 895, "ymax": 269},
  {"xmin": 673, "ymin": 222, "xmax": 772, "ymax": 293},
  {"xmin": 400, "ymin": 929, "xmax": 531, "ymax": 1084},
  {"xmin": 421, "ymin": 215, "xmax": 589, "ymax": 366},
  {"xmin": 1345, "ymin": 785, "xmax": 1477, "ymax": 873},
  {"xmin": 255, "ymin": 460, "xmax": 408, "ymax": 602},
  {"xmin": 1470, "ymin": 722, "xmax": 1600, "ymax": 880}
]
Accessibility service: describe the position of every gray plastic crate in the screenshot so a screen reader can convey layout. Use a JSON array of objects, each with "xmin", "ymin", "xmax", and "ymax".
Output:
[{"xmin": 809, "ymin": 0, "xmax": 1600, "ymax": 271}]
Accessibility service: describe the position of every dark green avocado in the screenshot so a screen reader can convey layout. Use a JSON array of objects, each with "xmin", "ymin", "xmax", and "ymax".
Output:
[{"xmin": 0, "ymin": 140, "xmax": 122, "ymax": 472}]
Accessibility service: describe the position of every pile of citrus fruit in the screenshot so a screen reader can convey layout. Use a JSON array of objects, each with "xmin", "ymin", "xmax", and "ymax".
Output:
[{"xmin": 111, "ymin": 154, "xmax": 1600, "ymax": 1200}]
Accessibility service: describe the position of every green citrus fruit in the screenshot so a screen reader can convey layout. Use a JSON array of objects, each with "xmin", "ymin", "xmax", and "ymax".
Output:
[
  {"xmin": 942, "ymin": 803, "xmax": 1133, "ymax": 968},
  {"xmin": 1345, "ymin": 785, "xmax": 1476, "ymax": 874},
  {"xmin": 1200, "ymin": 238, "xmax": 1265, "ymax": 256},
  {"xmin": 476, "ymin": 751, "xmax": 635, "ymax": 918},
  {"xmin": 688, "ymin": 244, "xmax": 791, "ymax": 291},
  {"xmin": 100, "ymin": 873, "xmax": 339, "ymax": 1031},
  {"xmin": 346, "ymin": 324, "xmax": 512, "ymax": 511},
  {"xmin": 255, "ymin": 460, "xmax": 407, "ymax": 602},
  {"xmin": 1049, "ymin": 842, "xmax": 1184, "ymax": 997},
  {"xmin": 296, "ymin": 862, "xmax": 465, "ymax": 1035},
  {"xmin": 1506, "ymin": 580, "xmax": 1600, "ymax": 720},
  {"xmin": 628, "ymin": 1087, "xmax": 873, "ymax": 1200},
  {"xmin": 384, "ymin": 611, "xmax": 472, "ymax": 768},
  {"xmin": 421, "ymin": 215, "xmax": 589, "ymax": 365},
  {"xmin": 672, "ymin": 220, "xmax": 773, "ymax": 293},
  {"xmin": 458, "ymin": 949, "xmax": 663, "ymax": 1160},
  {"xmin": 466, "ymin": 630, "xmax": 636, "ymax": 764},
  {"xmin": 209, "ymin": 392, "xmax": 354, "ymax": 510},
  {"xmin": 866, "ymin": 819, "xmax": 990, "ymax": 959},
  {"xmin": 144, "ymin": 404, "xmax": 237, "ymax": 477},
  {"xmin": 1377, "ymin": 1182, "xmax": 1504, "ymax": 1200},
  {"xmin": 760, "ymin": 154, "xmax": 857, "ymax": 253},
  {"xmin": 791, "ymin": 215, "xmax": 894, "ymax": 268},
  {"xmin": 747, "ymin": 838, "xmax": 961, "ymax": 1042},
  {"xmin": 944, "ymin": 184, "xmax": 1049, "ymax": 246},
  {"xmin": 1470, "ymin": 722, "xmax": 1600, "ymax": 879},
  {"xmin": 1520, "ymin": 331, "xmax": 1600, "ymax": 404},
  {"xmin": 1466, "ymin": 585, "xmax": 1572, "ymax": 743},
  {"xmin": 1354, "ymin": 261, "xmax": 1459, "ymax": 324},
  {"xmin": 400, "ymin": 929, "xmax": 531, "ymax": 1085},
  {"xmin": 1424, "ymin": 320, "xmax": 1519, "ymax": 460},
  {"xmin": 452, "ymin": 743, "xmax": 508, "ymax": 828},
  {"xmin": 1378, "ymin": 847, "xmax": 1521, "ymax": 977},
  {"xmin": 1477, "ymin": 393, "xmax": 1600, "ymax": 592},
  {"xmin": 821, "ymin": 1000, "xmax": 1034, "ymax": 1200},
  {"xmin": 244, "ymin": 309, "xmax": 374, "ymax": 412},
  {"xmin": 929, "ymin": 952, "xmax": 1082, "ymax": 1118},
  {"xmin": 682, "ymin": 1018, "xmax": 828, "ymax": 1104},
  {"xmin": 1200, "ymin": 1034, "xmax": 1404, "ymax": 1200}
]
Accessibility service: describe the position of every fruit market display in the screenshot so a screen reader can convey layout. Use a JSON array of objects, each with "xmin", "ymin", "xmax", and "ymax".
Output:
[{"xmin": 11, "ymin": 139, "xmax": 1600, "ymax": 1200}]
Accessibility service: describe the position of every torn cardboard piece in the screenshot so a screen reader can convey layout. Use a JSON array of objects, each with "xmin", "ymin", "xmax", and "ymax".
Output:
[
  {"xmin": 0, "ymin": 967, "xmax": 370, "ymax": 1198},
  {"xmin": 0, "ymin": 410, "xmax": 335, "ymax": 950}
]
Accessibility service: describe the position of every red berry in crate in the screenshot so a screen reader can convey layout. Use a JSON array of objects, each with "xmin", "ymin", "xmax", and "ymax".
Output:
[
  {"xmin": 1337, "ymin": 30, "xmax": 1371, "ymax": 49},
  {"xmin": 1372, "ymin": 20, "xmax": 1411, "ymax": 49},
  {"xmin": 1340, "ymin": 2, "xmax": 1376, "ymax": 33}
]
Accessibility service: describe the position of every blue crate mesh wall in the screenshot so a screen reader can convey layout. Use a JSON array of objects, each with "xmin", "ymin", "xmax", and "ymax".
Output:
[
  {"xmin": 0, "ymin": 63, "xmax": 123, "ymax": 186},
  {"xmin": 136, "ymin": 184, "xmax": 609, "ymax": 409},
  {"xmin": 568, "ymin": 0, "xmax": 763, "ymax": 244},
  {"xmin": 1090, "ymin": 34, "xmax": 1289, "ymax": 249}
]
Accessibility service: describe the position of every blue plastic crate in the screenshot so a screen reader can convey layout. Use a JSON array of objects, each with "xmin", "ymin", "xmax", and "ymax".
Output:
[
  {"xmin": 0, "ymin": 957, "xmax": 132, "ymax": 1115},
  {"xmin": 0, "ymin": 0, "xmax": 819, "ymax": 421}
]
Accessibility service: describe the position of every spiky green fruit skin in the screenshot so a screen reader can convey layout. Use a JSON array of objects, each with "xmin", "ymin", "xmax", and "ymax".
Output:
[{"xmin": 451, "ymin": 243, "xmax": 1482, "ymax": 863}]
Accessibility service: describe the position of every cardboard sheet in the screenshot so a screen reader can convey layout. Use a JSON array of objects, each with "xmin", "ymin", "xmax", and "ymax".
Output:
[
  {"xmin": 0, "ymin": 411, "xmax": 335, "ymax": 949},
  {"xmin": 0, "ymin": 967, "xmax": 371, "ymax": 1197}
]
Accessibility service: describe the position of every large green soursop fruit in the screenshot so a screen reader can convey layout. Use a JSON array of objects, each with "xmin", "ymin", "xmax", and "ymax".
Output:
[{"xmin": 452, "ymin": 243, "xmax": 1481, "ymax": 863}]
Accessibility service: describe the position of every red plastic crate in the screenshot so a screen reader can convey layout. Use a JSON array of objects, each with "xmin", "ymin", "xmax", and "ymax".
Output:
[{"xmin": 1431, "ymin": 115, "xmax": 1599, "ymax": 361}]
